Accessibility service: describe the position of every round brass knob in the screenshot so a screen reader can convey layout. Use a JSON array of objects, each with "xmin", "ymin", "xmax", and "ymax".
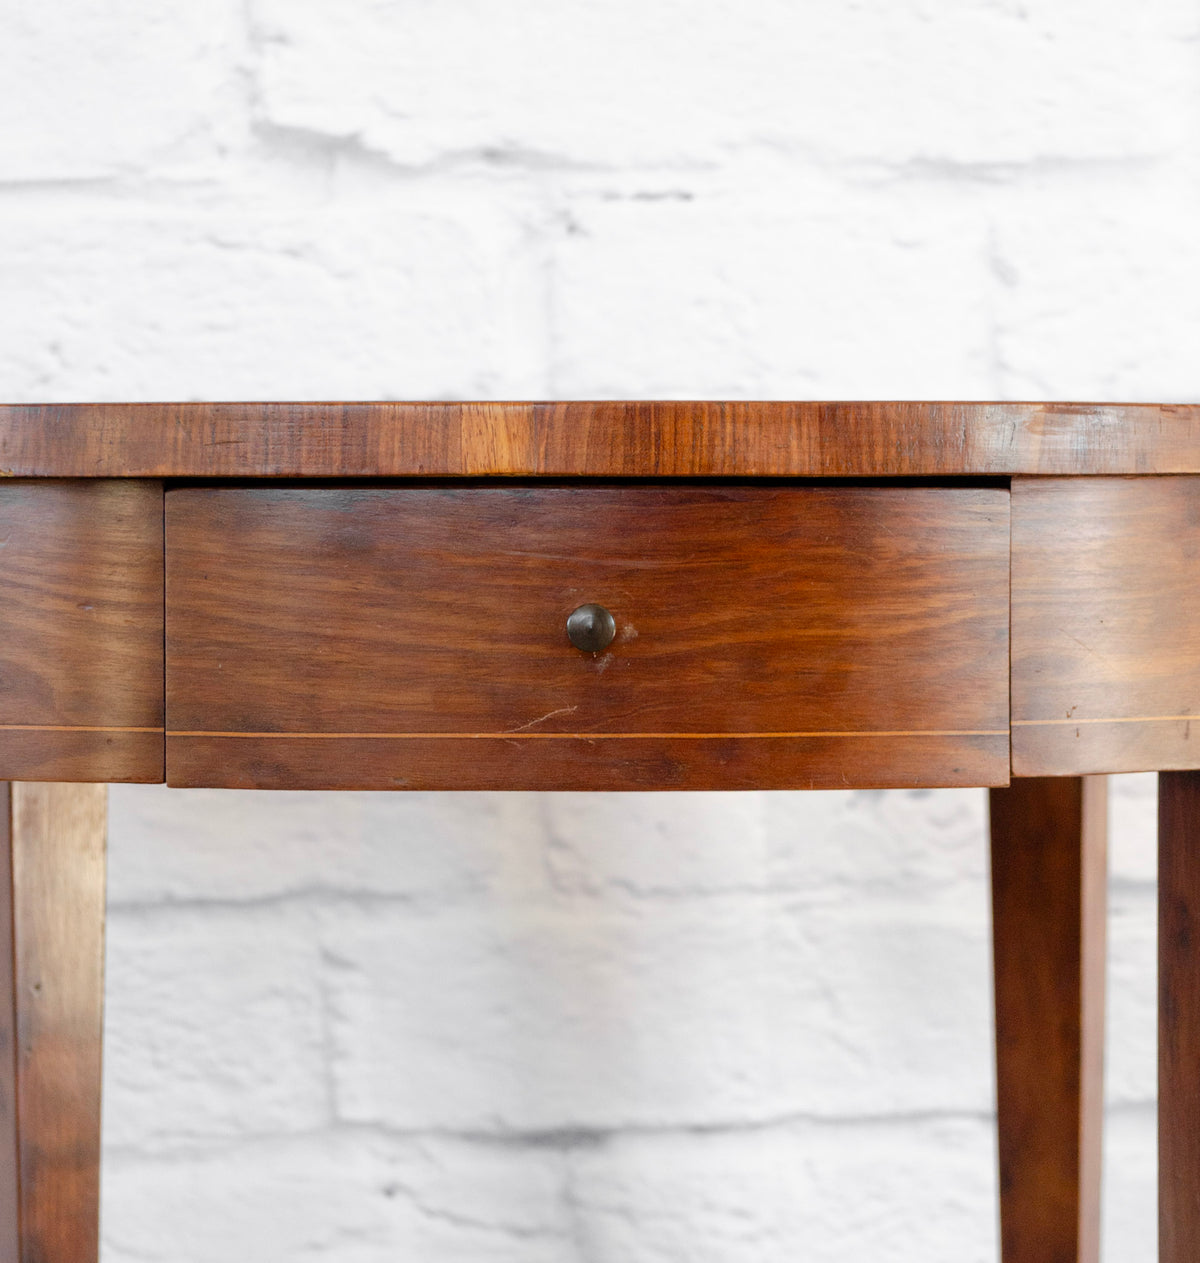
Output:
[{"xmin": 566, "ymin": 603, "xmax": 616, "ymax": 653}]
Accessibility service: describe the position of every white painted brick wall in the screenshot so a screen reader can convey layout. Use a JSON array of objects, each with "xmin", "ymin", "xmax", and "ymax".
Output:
[{"xmin": 1, "ymin": 1, "xmax": 1194, "ymax": 1258}]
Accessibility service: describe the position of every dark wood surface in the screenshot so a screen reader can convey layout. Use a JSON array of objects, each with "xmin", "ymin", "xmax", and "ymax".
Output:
[
  {"xmin": 165, "ymin": 485, "xmax": 1010, "ymax": 790},
  {"xmin": 0, "ymin": 788, "xmax": 17, "ymax": 1261},
  {"xmin": 0, "ymin": 783, "xmax": 106, "ymax": 1263},
  {"xmin": 1160, "ymin": 771, "xmax": 1200, "ymax": 1263},
  {"xmin": 1012, "ymin": 477, "xmax": 1200, "ymax": 777},
  {"xmin": 0, "ymin": 481, "xmax": 164, "ymax": 782},
  {"xmin": 1, "ymin": 401, "xmax": 1199, "ymax": 477},
  {"xmin": 990, "ymin": 776, "xmax": 1107, "ymax": 1263}
]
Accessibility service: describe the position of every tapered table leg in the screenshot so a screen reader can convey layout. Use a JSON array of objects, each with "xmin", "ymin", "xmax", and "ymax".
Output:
[
  {"xmin": 0, "ymin": 783, "xmax": 106, "ymax": 1263},
  {"xmin": 1159, "ymin": 770, "xmax": 1200, "ymax": 1262},
  {"xmin": 990, "ymin": 776, "xmax": 1108, "ymax": 1263}
]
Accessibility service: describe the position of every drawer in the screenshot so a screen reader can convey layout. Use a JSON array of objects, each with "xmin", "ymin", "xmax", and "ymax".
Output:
[{"xmin": 165, "ymin": 485, "xmax": 1010, "ymax": 790}]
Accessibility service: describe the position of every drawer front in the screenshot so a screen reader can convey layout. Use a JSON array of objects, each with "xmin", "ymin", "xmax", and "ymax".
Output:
[{"xmin": 165, "ymin": 485, "xmax": 1010, "ymax": 790}]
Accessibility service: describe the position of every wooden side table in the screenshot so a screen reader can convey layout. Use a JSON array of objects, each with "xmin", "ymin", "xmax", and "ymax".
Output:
[{"xmin": 0, "ymin": 399, "xmax": 1196, "ymax": 1261}]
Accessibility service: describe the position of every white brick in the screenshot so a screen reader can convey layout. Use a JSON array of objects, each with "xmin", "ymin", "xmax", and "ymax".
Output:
[
  {"xmin": 0, "ymin": 0, "xmax": 247, "ymax": 180},
  {"xmin": 1103, "ymin": 1106, "xmax": 1157, "ymax": 1263},
  {"xmin": 541, "ymin": 791, "xmax": 769, "ymax": 897},
  {"xmin": 568, "ymin": 1119, "xmax": 996, "ymax": 1263},
  {"xmin": 992, "ymin": 190, "xmax": 1200, "ymax": 398},
  {"xmin": 102, "ymin": 1134, "xmax": 573, "ymax": 1263},
  {"xmin": 103, "ymin": 904, "xmax": 328, "ymax": 1150},
  {"xmin": 250, "ymin": 0, "xmax": 1192, "ymax": 169},
  {"xmin": 1111, "ymin": 772, "xmax": 1157, "ymax": 886},
  {"xmin": 322, "ymin": 894, "xmax": 992, "ymax": 1132},
  {"xmin": 108, "ymin": 784, "xmax": 540, "ymax": 906},
  {"xmin": 0, "ymin": 188, "xmax": 547, "ymax": 402},
  {"xmin": 535, "ymin": 788, "xmax": 987, "ymax": 906},
  {"xmin": 1105, "ymin": 885, "xmax": 1156, "ymax": 1108},
  {"xmin": 764, "ymin": 788, "xmax": 989, "ymax": 901},
  {"xmin": 549, "ymin": 174, "xmax": 995, "ymax": 397}
]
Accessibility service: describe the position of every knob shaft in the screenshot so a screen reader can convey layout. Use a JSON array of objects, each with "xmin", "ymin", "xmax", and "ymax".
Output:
[{"xmin": 567, "ymin": 603, "xmax": 616, "ymax": 653}]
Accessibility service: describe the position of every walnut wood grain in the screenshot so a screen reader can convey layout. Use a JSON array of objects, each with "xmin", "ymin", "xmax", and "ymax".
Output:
[
  {"xmin": 0, "ymin": 783, "xmax": 106, "ymax": 1263},
  {"xmin": 0, "ymin": 481, "xmax": 164, "ymax": 782},
  {"xmin": 990, "ymin": 776, "xmax": 1108, "ymax": 1263},
  {"xmin": 1, "ymin": 401, "xmax": 1198, "ymax": 477},
  {"xmin": 1159, "ymin": 771, "xmax": 1200, "ymax": 1263},
  {"xmin": 0, "ymin": 788, "xmax": 16, "ymax": 1261},
  {"xmin": 1012, "ymin": 476, "xmax": 1200, "ymax": 776},
  {"xmin": 165, "ymin": 485, "xmax": 1010, "ymax": 791}
]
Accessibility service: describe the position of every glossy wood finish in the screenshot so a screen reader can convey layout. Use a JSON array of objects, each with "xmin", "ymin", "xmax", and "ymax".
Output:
[
  {"xmin": 1012, "ymin": 477, "xmax": 1200, "ymax": 777},
  {"xmin": 1159, "ymin": 771, "xmax": 1200, "ymax": 1263},
  {"xmin": 164, "ymin": 485, "xmax": 1010, "ymax": 790},
  {"xmin": 990, "ymin": 776, "xmax": 1108, "ymax": 1263},
  {"xmin": 0, "ymin": 790, "xmax": 17, "ymax": 1261},
  {"xmin": 0, "ymin": 481, "xmax": 164, "ymax": 782},
  {"xmin": 2, "ymin": 401, "xmax": 1200, "ymax": 477},
  {"xmin": 0, "ymin": 782, "xmax": 106, "ymax": 1263}
]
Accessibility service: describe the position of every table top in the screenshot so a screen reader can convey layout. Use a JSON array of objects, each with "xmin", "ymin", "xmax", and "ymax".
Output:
[{"xmin": 1, "ymin": 400, "xmax": 1198, "ymax": 478}]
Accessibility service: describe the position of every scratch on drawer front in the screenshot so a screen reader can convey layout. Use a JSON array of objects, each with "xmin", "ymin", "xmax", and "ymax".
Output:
[{"xmin": 505, "ymin": 705, "xmax": 580, "ymax": 734}]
